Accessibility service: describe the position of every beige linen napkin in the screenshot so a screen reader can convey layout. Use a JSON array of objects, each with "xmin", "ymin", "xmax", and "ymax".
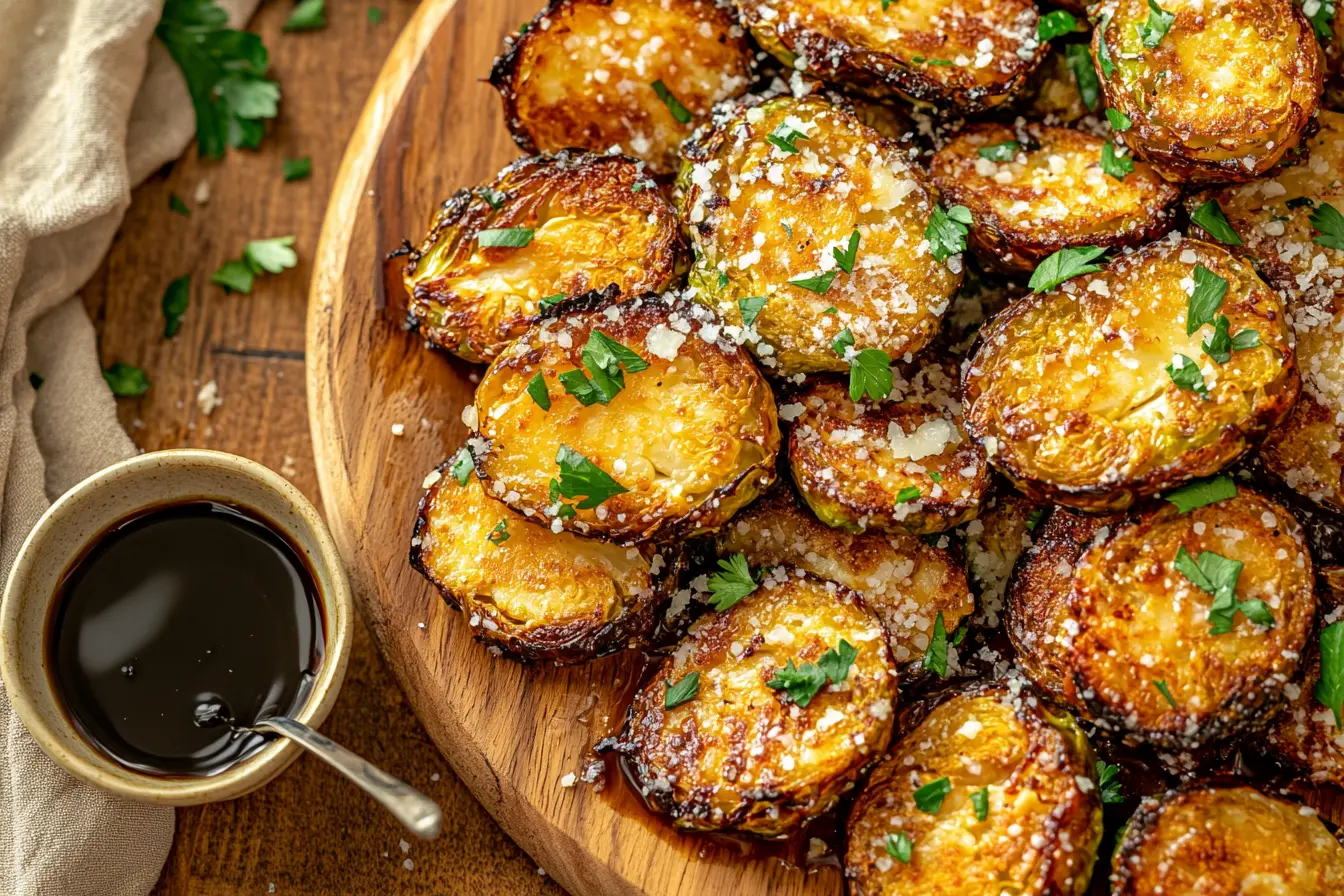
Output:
[{"xmin": 0, "ymin": 0, "xmax": 257, "ymax": 892}]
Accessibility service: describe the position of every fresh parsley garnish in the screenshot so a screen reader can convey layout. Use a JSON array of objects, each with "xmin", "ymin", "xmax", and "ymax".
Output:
[
  {"xmin": 283, "ymin": 0, "xmax": 326, "ymax": 31},
  {"xmin": 665, "ymin": 672, "xmax": 700, "ymax": 710},
  {"xmin": 1202, "ymin": 315, "xmax": 1261, "ymax": 363},
  {"xmin": 739, "ymin": 295, "xmax": 768, "ymax": 327},
  {"xmin": 1309, "ymin": 201, "xmax": 1344, "ymax": 249},
  {"xmin": 1106, "ymin": 108, "xmax": 1133, "ymax": 131},
  {"xmin": 1026, "ymin": 506, "xmax": 1046, "ymax": 531},
  {"xmin": 1101, "ymin": 141, "xmax": 1134, "ymax": 180},
  {"xmin": 832, "ymin": 328, "xmax": 855, "ymax": 357},
  {"xmin": 896, "ymin": 486, "xmax": 921, "ymax": 504},
  {"xmin": 526, "ymin": 372, "xmax": 551, "ymax": 410},
  {"xmin": 1304, "ymin": 0, "xmax": 1337, "ymax": 40},
  {"xmin": 1028, "ymin": 246, "xmax": 1107, "ymax": 292},
  {"xmin": 1154, "ymin": 679, "xmax": 1176, "ymax": 708},
  {"xmin": 833, "ymin": 230, "xmax": 861, "ymax": 273},
  {"xmin": 169, "ymin": 193, "xmax": 191, "ymax": 216},
  {"xmin": 767, "ymin": 122, "xmax": 810, "ymax": 154},
  {"xmin": 977, "ymin": 140, "xmax": 1020, "ymax": 161},
  {"xmin": 1174, "ymin": 546, "xmax": 1272, "ymax": 634},
  {"xmin": 767, "ymin": 640, "xmax": 858, "ymax": 707},
  {"xmin": 651, "ymin": 80, "xmax": 691, "ymax": 124},
  {"xmin": 554, "ymin": 445, "xmax": 627, "ymax": 509},
  {"xmin": 923, "ymin": 611, "xmax": 949, "ymax": 677},
  {"xmin": 103, "ymin": 362, "xmax": 150, "ymax": 398},
  {"xmin": 707, "ymin": 553, "xmax": 758, "ymax": 611},
  {"xmin": 1316, "ymin": 621, "xmax": 1344, "ymax": 727},
  {"xmin": 925, "ymin": 205, "xmax": 973, "ymax": 264},
  {"xmin": 1165, "ymin": 352, "xmax": 1209, "ymax": 399},
  {"xmin": 487, "ymin": 520, "xmax": 510, "ymax": 545},
  {"xmin": 1096, "ymin": 14, "xmax": 1116, "ymax": 77},
  {"xmin": 789, "ymin": 271, "xmax": 839, "ymax": 294},
  {"xmin": 970, "ymin": 786, "xmax": 990, "ymax": 821},
  {"xmin": 1190, "ymin": 200, "xmax": 1243, "ymax": 245},
  {"xmin": 283, "ymin": 156, "xmax": 312, "ymax": 182},
  {"xmin": 547, "ymin": 478, "xmax": 577, "ymax": 520},
  {"xmin": 1139, "ymin": 0, "xmax": 1175, "ymax": 47},
  {"xmin": 848, "ymin": 349, "xmax": 893, "ymax": 403},
  {"xmin": 884, "ymin": 832, "xmax": 913, "ymax": 863},
  {"xmin": 913, "ymin": 776, "xmax": 952, "ymax": 814},
  {"xmin": 559, "ymin": 330, "xmax": 649, "ymax": 406},
  {"xmin": 1186, "ymin": 264, "xmax": 1229, "ymax": 335},
  {"xmin": 367, "ymin": 5, "xmax": 384, "ymax": 24},
  {"xmin": 1038, "ymin": 9, "xmax": 1080, "ymax": 40},
  {"xmin": 538, "ymin": 293, "xmax": 566, "ymax": 310},
  {"xmin": 477, "ymin": 188, "xmax": 507, "ymax": 210},
  {"xmin": 211, "ymin": 236, "xmax": 298, "ymax": 294},
  {"xmin": 162, "ymin": 275, "xmax": 190, "ymax": 338},
  {"xmin": 1066, "ymin": 44, "xmax": 1101, "ymax": 110},
  {"xmin": 449, "ymin": 447, "xmax": 475, "ymax": 486},
  {"xmin": 1165, "ymin": 475, "xmax": 1237, "ymax": 513},
  {"xmin": 1096, "ymin": 761, "xmax": 1124, "ymax": 804},
  {"xmin": 478, "ymin": 227, "xmax": 534, "ymax": 248}
]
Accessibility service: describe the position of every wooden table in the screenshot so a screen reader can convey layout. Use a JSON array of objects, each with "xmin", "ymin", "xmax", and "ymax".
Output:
[{"xmin": 82, "ymin": 2, "xmax": 565, "ymax": 892}]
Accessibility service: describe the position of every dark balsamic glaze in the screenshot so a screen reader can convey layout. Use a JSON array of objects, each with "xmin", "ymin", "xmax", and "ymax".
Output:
[{"xmin": 47, "ymin": 501, "xmax": 324, "ymax": 777}]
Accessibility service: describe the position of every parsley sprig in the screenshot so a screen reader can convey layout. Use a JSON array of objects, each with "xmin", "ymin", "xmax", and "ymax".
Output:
[
  {"xmin": 1028, "ymin": 246, "xmax": 1107, "ymax": 292},
  {"xmin": 1316, "ymin": 621, "xmax": 1344, "ymax": 727},
  {"xmin": 1096, "ymin": 761, "xmax": 1124, "ymax": 804},
  {"xmin": 1165, "ymin": 475, "xmax": 1237, "ymax": 513},
  {"xmin": 559, "ymin": 331, "xmax": 649, "ymax": 406},
  {"xmin": 707, "ymin": 554, "xmax": 759, "ymax": 611},
  {"xmin": 767, "ymin": 640, "xmax": 858, "ymax": 707},
  {"xmin": 211, "ymin": 237, "xmax": 298, "ymax": 294},
  {"xmin": 553, "ymin": 446, "xmax": 627, "ymax": 509},
  {"xmin": 665, "ymin": 672, "xmax": 700, "ymax": 709},
  {"xmin": 831, "ymin": 328, "xmax": 893, "ymax": 403},
  {"xmin": 1174, "ymin": 546, "xmax": 1274, "ymax": 634},
  {"xmin": 925, "ymin": 205, "xmax": 972, "ymax": 264},
  {"xmin": 923, "ymin": 611, "xmax": 949, "ymax": 677}
]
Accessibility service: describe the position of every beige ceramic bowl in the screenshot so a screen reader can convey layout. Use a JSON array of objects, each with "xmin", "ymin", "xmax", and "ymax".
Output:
[{"xmin": 0, "ymin": 449, "xmax": 353, "ymax": 806}]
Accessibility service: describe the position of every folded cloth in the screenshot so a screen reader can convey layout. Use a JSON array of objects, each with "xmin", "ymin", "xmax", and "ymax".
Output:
[{"xmin": 0, "ymin": 0, "xmax": 257, "ymax": 893}]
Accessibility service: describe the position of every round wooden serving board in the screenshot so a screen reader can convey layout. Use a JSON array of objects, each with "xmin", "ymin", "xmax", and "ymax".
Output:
[{"xmin": 306, "ymin": 1, "xmax": 842, "ymax": 893}]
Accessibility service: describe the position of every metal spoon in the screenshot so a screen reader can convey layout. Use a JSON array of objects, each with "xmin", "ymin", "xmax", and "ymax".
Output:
[{"xmin": 251, "ymin": 716, "xmax": 443, "ymax": 839}]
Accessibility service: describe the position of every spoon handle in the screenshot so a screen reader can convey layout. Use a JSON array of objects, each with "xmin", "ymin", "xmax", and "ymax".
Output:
[{"xmin": 254, "ymin": 716, "xmax": 443, "ymax": 839}]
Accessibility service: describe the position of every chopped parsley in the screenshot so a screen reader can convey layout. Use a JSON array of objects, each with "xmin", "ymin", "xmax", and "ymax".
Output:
[
  {"xmin": 833, "ymin": 230, "xmax": 862, "ymax": 273},
  {"xmin": 553, "ymin": 445, "xmax": 627, "ymax": 509},
  {"xmin": 1165, "ymin": 475, "xmax": 1237, "ymax": 513},
  {"xmin": 977, "ymin": 140, "xmax": 1021, "ymax": 162},
  {"xmin": 739, "ymin": 295, "xmax": 768, "ymax": 327},
  {"xmin": 1028, "ymin": 245, "xmax": 1107, "ymax": 292},
  {"xmin": 1139, "ymin": 0, "xmax": 1175, "ymax": 48},
  {"xmin": 477, "ymin": 227, "xmax": 534, "ymax": 248},
  {"xmin": 211, "ymin": 236, "xmax": 298, "ymax": 294},
  {"xmin": 707, "ymin": 553, "xmax": 758, "ymax": 611},
  {"xmin": 477, "ymin": 187, "xmax": 507, "ymax": 210},
  {"xmin": 913, "ymin": 776, "xmax": 953, "ymax": 814},
  {"xmin": 664, "ymin": 672, "xmax": 700, "ymax": 710},
  {"xmin": 1202, "ymin": 315, "xmax": 1261, "ymax": 364},
  {"xmin": 526, "ymin": 372, "xmax": 551, "ymax": 410},
  {"xmin": 282, "ymin": 155, "xmax": 312, "ymax": 182},
  {"xmin": 1101, "ymin": 141, "xmax": 1134, "ymax": 180},
  {"xmin": 1038, "ymin": 9, "xmax": 1080, "ymax": 40},
  {"xmin": 1304, "ymin": 0, "xmax": 1337, "ymax": 40},
  {"xmin": 1309, "ymin": 201, "xmax": 1344, "ymax": 249},
  {"xmin": 923, "ymin": 611, "xmax": 949, "ymax": 677},
  {"xmin": 1174, "ymin": 546, "xmax": 1272, "ymax": 634},
  {"xmin": 767, "ymin": 122, "xmax": 810, "ymax": 155},
  {"xmin": 103, "ymin": 362, "xmax": 150, "ymax": 398},
  {"xmin": 487, "ymin": 520, "xmax": 510, "ymax": 545},
  {"xmin": 1026, "ymin": 507, "xmax": 1046, "ymax": 531},
  {"xmin": 169, "ymin": 193, "xmax": 191, "ymax": 216},
  {"xmin": 767, "ymin": 640, "xmax": 858, "ymax": 707},
  {"xmin": 848, "ymin": 348, "xmax": 894, "ymax": 403},
  {"xmin": 928, "ymin": 471, "xmax": 943, "ymax": 482},
  {"xmin": 1153, "ymin": 679, "xmax": 1176, "ymax": 708},
  {"xmin": 651, "ymin": 80, "xmax": 691, "ymax": 124},
  {"xmin": 367, "ymin": 5, "xmax": 384, "ymax": 24},
  {"xmin": 1096, "ymin": 761, "xmax": 1124, "ymax": 804},
  {"xmin": 450, "ymin": 447, "xmax": 475, "ymax": 486},
  {"xmin": 925, "ymin": 205, "xmax": 973, "ymax": 264},
  {"xmin": 1165, "ymin": 352, "xmax": 1209, "ymax": 399},
  {"xmin": 1186, "ymin": 264, "xmax": 1229, "ymax": 335},
  {"xmin": 789, "ymin": 271, "xmax": 840, "ymax": 294},
  {"xmin": 283, "ymin": 0, "xmax": 326, "ymax": 31},
  {"xmin": 538, "ymin": 293, "xmax": 566, "ymax": 310},
  {"xmin": 1066, "ymin": 44, "xmax": 1102, "ymax": 110},
  {"xmin": 161, "ymin": 275, "xmax": 190, "ymax": 339},
  {"xmin": 832, "ymin": 328, "xmax": 855, "ymax": 357},
  {"xmin": 548, "ymin": 479, "xmax": 577, "ymax": 520},
  {"xmin": 884, "ymin": 832, "xmax": 913, "ymax": 863},
  {"xmin": 896, "ymin": 486, "xmax": 921, "ymax": 504},
  {"xmin": 559, "ymin": 330, "xmax": 649, "ymax": 406},
  {"xmin": 1190, "ymin": 200, "xmax": 1243, "ymax": 246},
  {"xmin": 1316, "ymin": 621, "xmax": 1344, "ymax": 727},
  {"xmin": 1096, "ymin": 15, "xmax": 1116, "ymax": 77},
  {"xmin": 1105, "ymin": 108, "xmax": 1133, "ymax": 131},
  {"xmin": 970, "ymin": 787, "xmax": 990, "ymax": 821}
]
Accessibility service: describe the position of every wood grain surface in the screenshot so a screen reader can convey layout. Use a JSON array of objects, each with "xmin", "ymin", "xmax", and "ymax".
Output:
[
  {"xmin": 82, "ymin": 1, "xmax": 562, "ymax": 893},
  {"xmin": 305, "ymin": 0, "xmax": 846, "ymax": 894}
]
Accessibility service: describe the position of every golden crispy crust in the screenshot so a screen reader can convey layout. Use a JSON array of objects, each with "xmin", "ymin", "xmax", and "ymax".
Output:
[
  {"xmin": 472, "ymin": 292, "xmax": 779, "ymax": 545},
  {"xmin": 1093, "ymin": 0, "xmax": 1323, "ymax": 183},
  {"xmin": 962, "ymin": 237, "xmax": 1299, "ymax": 512},
  {"xmin": 677, "ymin": 93, "xmax": 961, "ymax": 375},
  {"xmin": 737, "ymin": 0, "xmax": 1046, "ymax": 113},
  {"xmin": 1010, "ymin": 491, "xmax": 1316, "ymax": 750},
  {"xmin": 845, "ymin": 688, "xmax": 1103, "ymax": 896},
  {"xmin": 787, "ymin": 374, "xmax": 988, "ymax": 535},
  {"xmin": 619, "ymin": 571, "xmax": 897, "ymax": 835},
  {"xmin": 1111, "ymin": 785, "xmax": 1344, "ymax": 895},
  {"xmin": 715, "ymin": 488, "xmax": 973, "ymax": 666},
  {"xmin": 403, "ymin": 152, "xmax": 687, "ymax": 363},
  {"xmin": 930, "ymin": 123, "xmax": 1180, "ymax": 272},
  {"xmin": 489, "ymin": 0, "xmax": 752, "ymax": 175},
  {"xmin": 410, "ymin": 464, "xmax": 683, "ymax": 662}
]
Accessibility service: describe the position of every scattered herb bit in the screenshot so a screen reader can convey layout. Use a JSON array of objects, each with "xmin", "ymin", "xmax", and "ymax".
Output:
[
  {"xmin": 283, "ymin": 0, "xmax": 326, "ymax": 31},
  {"xmin": 1026, "ymin": 507, "xmax": 1046, "ymax": 531},
  {"xmin": 1305, "ymin": 0, "xmax": 1336, "ymax": 40},
  {"xmin": 767, "ymin": 122, "xmax": 810, "ymax": 155},
  {"xmin": 526, "ymin": 372, "xmax": 551, "ymax": 410},
  {"xmin": 487, "ymin": 520, "xmax": 510, "ymax": 545},
  {"xmin": 28, "ymin": 373, "xmax": 43, "ymax": 390},
  {"xmin": 1174, "ymin": 545, "xmax": 1240, "ymax": 632},
  {"xmin": 211, "ymin": 260, "xmax": 255, "ymax": 294},
  {"xmin": 833, "ymin": 229, "xmax": 861, "ymax": 273},
  {"xmin": 1038, "ymin": 9, "xmax": 1080, "ymax": 40},
  {"xmin": 950, "ymin": 624, "xmax": 967, "ymax": 647},
  {"xmin": 929, "ymin": 471, "xmax": 943, "ymax": 482},
  {"xmin": 885, "ymin": 832, "xmax": 913, "ymax": 863},
  {"xmin": 1105, "ymin": 108, "xmax": 1133, "ymax": 131},
  {"xmin": 478, "ymin": 227, "xmax": 534, "ymax": 248},
  {"xmin": 1309, "ymin": 201, "xmax": 1344, "ymax": 249},
  {"xmin": 1139, "ymin": 0, "xmax": 1175, "ymax": 48},
  {"xmin": 1165, "ymin": 352, "xmax": 1209, "ymax": 399},
  {"xmin": 707, "ymin": 553, "xmax": 758, "ymax": 611},
  {"xmin": 651, "ymin": 80, "xmax": 691, "ymax": 124},
  {"xmin": 923, "ymin": 611, "xmax": 949, "ymax": 677},
  {"xmin": 832, "ymin": 328, "xmax": 855, "ymax": 357},
  {"xmin": 559, "ymin": 330, "xmax": 650, "ymax": 406},
  {"xmin": 822, "ymin": 306, "xmax": 838, "ymax": 315},
  {"xmin": 1286, "ymin": 196, "xmax": 1317, "ymax": 210},
  {"xmin": 1230, "ymin": 328, "xmax": 1262, "ymax": 351},
  {"xmin": 789, "ymin": 270, "xmax": 840, "ymax": 294},
  {"xmin": 1186, "ymin": 264, "xmax": 1229, "ymax": 335},
  {"xmin": 1153, "ymin": 679, "xmax": 1176, "ymax": 708},
  {"xmin": 978, "ymin": 140, "xmax": 1020, "ymax": 162},
  {"xmin": 554, "ymin": 445, "xmax": 628, "ymax": 509},
  {"xmin": 547, "ymin": 478, "xmax": 578, "ymax": 520},
  {"xmin": 1315, "ymin": 621, "xmax": 1344, "ymax": 727},
  {"xmin": 913, "ymin": 776, "xmax": 953, "ymax": 814},
  {"xmin": 971, "ymin": 787, "xmax": 990, "ymax": 821},
  {"xmin": 849, "ymin": 348, "xmax": 893, "ymax": 403},
  {"xmin": 817, "ymin": 640, "xmax": 858, "ymax": 685},
  {"xmin": 882, "ymin": 0, "xmax": 896, "ymax": 8},
  {"xmin": 1096, "ymin": 15, "xmax": 1116, "ymax": 77},
  {"xmin": 782, "ymin": 222, "xmax": 794, "ymax": 239},
  {"xmin": 161, "ymin": 274, "xmax": 190, "ymax": 338},
  {"xmin": 896, "ymin": 486, "xmax": 921, "ymax": 504},
  {"xmin": 718, "ymin": 270, "xmax": 730, "ymax": 289},
  {"xmin": 244, "ymin": 236, "xmax": 298, "ymax": 274},
  {"xmin": 1190, "ymin": 200, "xmax": 1243, "ymax": 245},
  {"xmin": 1101, "ymin": 141, "xmax": 1134, "ymax": 180},
  {"xmin": 665, "ymin": 672, "xmax": 700, "ymax": 710},
  {"xmin": 450, "ymin": 447, "xmax": 475, "ymax": 486},
  {"xmin": 767, "ymin": 640, "xmax": 857, "ymax": 707},
  {"xmin": 539, "ymin": 293, "xmax": 566, "ymax": 310},
  {"xmin": 1066, "ymin": 44, "xmax": 1101, "ymax": 110},
  {"xmin": 102, "ymin": 362, "xmax": 150, "ymax": 398},
  {"xmin": 1028, "ymin": 245, "xmax": 1107, "ymax": 292},
  {"xmin": 1166, "ymin": 475, "xmax": 1238, "ymax": 513},
  {"xmin": 739, "ymin": 295, "xmax": 768, "ymax": 327},
  {"xmin": 282, "ymin": 155, "xmax": 312, "ymax": 182},
  {"xmin": 367, "ymin": 5, "xmax": 384, "ymax": 24},
  {"xmin": 1202, "ymin": 315, "xmax": 1261, "ymax": 363},
  {"xmin": 477, "ymin": 187, "xmax": 507, "ymax": 210},
  {"xmin": 925, "ymin": 205, "xmax": 972, "ymax": 264},
  {"xmin": 910, "ymin": 56, "xmax": 955, "ymax": 65},
  {"xmin": 1096, "ymin": 762, "xmax": 1124, "ymax": 805},
  {"xmin": 169, "ymin": 193, "xmax": 191, "ymax": 216}
]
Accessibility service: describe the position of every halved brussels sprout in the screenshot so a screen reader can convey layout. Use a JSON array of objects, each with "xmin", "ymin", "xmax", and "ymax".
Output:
[
  {"xmin": 489, "ymin": 0, "xmax": 752, "ymax": 175},
  {"xmin": 714, "ymin": 488, "xmax": 973, "ymax": 665},
  {"xmin": 1010, "ymin": 489, "xmax": 1316, "ymax": 750},
  {"xmin": 1111, "ymin": 786, "xmax": 1344, "ymax": 894},
  {"xmin": 787, "ymin": 370, "xmax": 989, "ymax": 535},
  {"xmin": 617, "ymin": 570, "xmax": 897, "ymax": 836},
  {"xmin": 962, "ymin": 237, "xmax": 1299, "ymax": 512},
  {"xmin": 737, "ymin": 0, "xmax": 1046, "ymax": 114},
  {"xmin": 1093, "ymin": 0, "xmax": 1323, "ymax": 183},
  {"xmin": 403, "ymin": 152, "xmax": 688, "ymax": 363},
  {"xmin": 411, "ymin": 462, "xmax": 683, "ymax": 663},
  {"xmin": 677, "ymin": 94, "xmax": 961, "ymax": 375},
  {"xmin": 845, "ymin": 688, "xmax": 1103, "ymax": 896},
  {"xmin": 929, "ymin": 123, "xmax": 1180, "ymax": 272},
  {"xmin": 471, "ymin": 291, "xmax": 779, "ymax": 545}
]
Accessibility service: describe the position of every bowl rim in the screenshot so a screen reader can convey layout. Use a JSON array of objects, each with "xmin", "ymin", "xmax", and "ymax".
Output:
[{"xmin": 0, "ymin": 448, "xmax": 354, "ymax": 805}]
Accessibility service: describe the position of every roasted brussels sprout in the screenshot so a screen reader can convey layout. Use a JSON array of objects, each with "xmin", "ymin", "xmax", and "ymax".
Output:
[
  {"xmin": 787, "ymin": 370, "xmax": 989, "ymax": 535},
  {"xmin": 618, "ymin": 570, "xmax": 897, "ymax": 835},
  {"xmin": 677, "ymin": 94, "xmax": 961, "ymax": 375},
  {"xmin": 1021, "ymin": 48, "xmax": 1092, "ymax": 124},
  {"xmin": 737, "ymin": 0, "xmax": 1047, "ymax": 114},
  {"xmin": 845, "ymin": 688, "xmax": 1103, "ymax": 896},
  {"xmin": 1186, "ymin": 112, "xmax": 1344, "ymax": 512},
  {"xmin": 471, "ymin": 291, "xmax": 779, "ymax": 545},
  {"xmin": 715, "ymin": 488, "xmax": 973, "ymax": 666},
  {"xmin": 929, "ymin": 123, "xmax": 1180, "ymax": 272},
  {"xmin": 1111, "ymin": 785, "xmax": 1344, "ymax": 894},
  {"xmin": 962, "ymin": 237, "xmax": 1299, "ymax": 512},
  {"xmin": 411, "ymin": 463, "xmax": 682, "ymax": 662},
  {"xmin": 1009, "ymin": 489, "xmax": 1316, "ymax": 750},
  {"xmin": 403, "ymin": 152, "xmax": 688, "ymax": 363},
  {"xmin": 489, "ymin": 0, "xmax": 752, "ymax": 175},
  {"xmin": 1093, "ymin": 0, "xmax": 1323, "ymax": 183}
]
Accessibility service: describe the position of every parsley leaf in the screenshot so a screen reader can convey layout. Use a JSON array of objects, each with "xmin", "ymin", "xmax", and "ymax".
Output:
[
  {"xmin": 1309, "ymin": 201, "xmax": 1344, "ymax": 249},
  {"xmin": 1316, "ymin": 621, "xmax": 1344, "ymax": 728},
  {"xmin": 560, "ymin": 330, "xmax": 650, "ymax": 405},
  {"xmin": 978, "ymin": 140, "xmax": 1021, "ymax": 161},
  {"xmin": 157, "ymin": 0, "xmax": 281, "ymax": 158},
  {"xmin": 896, "ymin": 486, "xmax": 921, "ymax": 504},
  {"xmin": 1096, "ymin": 15, "xmax": 1116, "ymax": 78},
  {"xmin": 651, "ymin": 80, "xmax": 691, "ymax": 124},
  {"xmin": 478, "ymin": 227, "xmax": 534, "ymax": 248},
  {"xmin": 707, "ymin": 553, "xmax": 758, "ymax": 611},
  {"xmin": 739, "ymin": 295, "xmax": 768, "ymax": 327},
  {"xmin": 449, "ymin": 447, "xmax": 475, "ymax": 486},
  {"xmin": 665, "ymin": 672, "xmax": 700, "ymax": 710},
  {"xmin": 1096, "ymin": 761, "xmax": 1124, "ymax": 804},
  {"xmin": 1028, "ymin": 246, "xmax": 1107, "ymax": 292},
  {"xmin": 1190, "ymin": 200, "xmax": 1243, "ymax": 245},
  {"xmin": 244, "ymin": 236, "xmax": 298, "ymax": 274},
  {"xmin": 547, "ymin": 478, "xmax": 577, "ymax": 519},
  {"xmin": 1165, "ymin": 352, "xmax": 1209, "ymax": 399},
  {"xmin": 833, "ymin": 230, "xmax": 861, "ymax": 273},
  {"xmin": 283, "ymin": 155, "xmax": 312, "ymax": 182},
  {"xmin": 1101, "ymin": 141, "xmax": 1134, "ymax": 180},
  {"xmin": 923, "ymin": 611, "xmax": 949, "ymax": 677},
  {"xmin": 1038, "ymin": 9, "xmax": 1080, "ymax": 40},
  {"xmin": 817, "ymin": 639, "xmax": 858, "ymax": 684},
  {"xmin": 1154, "ymin": 679, "xmax": 1176, "ymax": 708},
  {"xmin": 538, "ymin": 293, "xmax": 566, "ymax": 310},
  {"xmin": 487, "ymin": 520, "xmax": 510, "ymax": 545},
  {"xmin": 169, "ymin": 193, "xmax": 191, "ymax": 216},
  {"xmin": 1165, "ymin": 475, "xmax": 1238, "ymax": 513},
  {"xmin": 1230, "ymin": 328, "xmax": 1262, "ymax": 352},
  {"xmin": 162, "ymin": 275, "xmax": 190, "ymax": 338},
  {"xmin": 971, "ymin": 787, "xmax": 990, "ymax": 821},
  {"xmin": 884, "ymin": 832, "xmax": 913, "ymax": 863},
  {"xmin": 832, "ymin": 328, "xmax": 855, "ymax": 357},
  {"xmin": 211, "ymin": 260, "xmax": 255, "ymax": 294},
  {"xmin": 849, "ymin": 348, "xmax": 893, "ymax": 403},
  {"xmin": 477, "ymin": 188, "xmax": 507, "ymax": 210},
  {"xmin": 1139, "ymin": 0, "xmax": 1176, "ymax": 47},
  {"xmin": 283, "ymin": 0, "xmax": 326, "ymax": 31},
  {"xmin": 1304, "ymin": 0, "xmax": 1337, "ymax": 40},
  {"xmin": 1186, "ymin": 264, "xmax": 1229, "ymax": 335},
  {"xmin": 925, "ymin": 205, "xmax": 973, "ymax": 264},
  {"xmin": 1174, "ymin": 545, "xmax": 1240, "ymax": 632},
  {"xmin": 1026, "ymin": 507, "xmax": 1046, "ymax": 531},
  {"xmin": 103, "ymin": 362, "xmax": 150, "ymax": 398},
  {"xmin": 767, "ymin": 121, "xmax": 810, "ymax": 154},
  {"xmin": 1202, "ymin": 316, "xmax": 1260, "ymax": 363},
  {"xmin": 913, "ymin": 776, "xmax": 952, "ymax": 814},
  {"xmin": 1066, "ymin": 44, "xmax": 1101, "ymax": 110},
  {"xmin": 367, "ymin": 5, "xmax": 384, "ymax": 24},
  {"xmin": 1106, "ymin": 108, "xmax": 1133, "ymax": 131},
  {"xmin": 767, "ymin": 640, "xmax": 858, "ymax": 707},
  {"xmin": 526, "ymin": 372, "xmax": 551, "ymax": 410},
  {"xmin": 554, "ymin": 445, "xmax": 627, "ymax": 509},
  {"xmin": 789, "ymin": 271, "xmax": 840, "ymax": 294}
]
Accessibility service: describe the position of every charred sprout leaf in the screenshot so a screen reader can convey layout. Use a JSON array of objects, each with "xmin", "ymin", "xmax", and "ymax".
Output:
[
  {"xmin": 849, "ymin": 348, "xmax": 893, "ymax": 403},
  {"xmin": 169, "ymin": 193, "xmax": 191, "ymax": 216},
  {"xmin": 1166, "ymin": 475, "xmax": 1237, "ymax": 513},
  {"xmin": 1105, "ymin": 108, "xmax": 1133, "ymax": 131},
  {"xmin": 1309, "ymin": 201, "xmax": 1344, "ymax": 249},
  {"xmin": 283, "ymin": 155, "xmax": 311, "ymax": 181},
  {"xmin": 977, "ymin": 140, "xmax": 1020, "ymax": 161},
  {"xmin": 766, "ymin": 659, "xmax": 828, "ymax": 707},
  {"xmin": 103, "ymin": 362, "xmax": 150, "ymax": 398},
  {"xmin": 477, "ymin": 227, "xmax": 533, "ymax": 248},
  {"xmin": 1101, "ymin": 141, "xmax": 1134, "ymax": 180},
  {"xmin": 925, "ymin": 205, "xmax": 972, "ymax": 264},
  {"xmin": 1190, "ymin": 200, "xmax": 1243, "ymax": 245},
  {"xmin": 526, "ymin": 372, "xmax": 551, "ymax": 410},
  {"xmin": 1096, "ymin": 761, "xmax": 1124, "ymax": 804},
  {"xmin": 913, "ymin": 776, "xmax": 952, "ymax": 814},
  {"xmin": 156, "ymin": 0, "xmax": 281, "ymax": 159},
  {"xmin": 971, "ymin": 786, "xmax": 990, "ymax": 821},
  {"xmin": 1186, "ymin": 264, "xmax": 1229, "ymax": 335},
  {"xmin": 1154, "ymin": 679, "xmax": 1176, "ymax": 708},
  {"xmin": 487, "ymin": 520, "xmax": 510, "ymax": 545},
  {"xmin": 450, "ymin": 447, "xmax": 475, "ymax": 486},
  {"xmin": 1166, "ymin": 352, "xmax": 1209, "ymax": 399},
  {"xmin": 923, "ymin": 611, "xmax": 949, "ymax": 677},
  {"xmin": 833, "ymin": 229, "xmax": 861, "ymax": 273},
  {"xmin": 707, "ymin": 553, "xmax": 758, "ymax": 611},
  {"xmin": 767, "ymin": 122, "xmax": 810, "ymax": 154},
  {"xmin": 664, "ymin": 672, "xmax": 700, "ymax": 709},
  {"xmin": 1096, "ymin": 15, "xmax": 1116, "ymax": 77},
  {"xmin": 885, "ymin": 832, "xmax": 913, "ymax": 863},
  {"xmin": 1038, "ymin": 9, "xmax": 1080, "ymax": 40},
  {"xmin": 162, "ymin": 275, "xmax": 190, "ymax": 338},
  {"xmin": 283, "ymin": 0, "xmax": 326, "ymax": 31},
  {"xmin": 739, "ymin": 295, "xmax": 768, "ymax": 327},
  {"xmin": 651, "ymin": 79, "xmax": 691, "ymax": 124},
  {"xmin": 554, "ymin": 445, "xmax": 627, "ymax": 509},
  {"xmin": 211, "ymin": 259, "xmax": 254, "ymax": 294},
  {"xmin": 1316, "ymin": 621, "xmax": 1344, "ymax": 728},
  {"xmin": 1139, "ymin": 0, "xmax": 1175, "ymax": 48},
  {"xmin": 1066, "ymin": 43, "xmax": 1102, "ymax": 110},
  {"xmin": 1028, "ymin": 245, "xmax": 1107, "ymax": 292}
]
